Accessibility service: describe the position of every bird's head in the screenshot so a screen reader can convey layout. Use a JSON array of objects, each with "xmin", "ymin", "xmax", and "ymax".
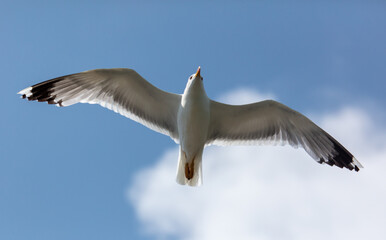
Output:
[
  {"xmin": 188, "ymin": 66, "xmax": 203, "ymax": 82},
  {"xmin": 184, "ymin": 66, "xmax": 205, "ymax": 95},
  {"xmin": 184, "ymin": 66, "xmax": 204, "ymax": 93}
]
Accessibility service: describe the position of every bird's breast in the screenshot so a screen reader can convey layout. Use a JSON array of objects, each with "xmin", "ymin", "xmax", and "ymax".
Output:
[{"xmin": 177, "ymin": 93, "xmax": 210, "ymax": 157}]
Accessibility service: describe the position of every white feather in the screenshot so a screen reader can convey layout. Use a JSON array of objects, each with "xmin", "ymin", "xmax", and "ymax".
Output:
[{"xmin": 19, "ymin": 67, "xmax": 363, "ymax": 187}]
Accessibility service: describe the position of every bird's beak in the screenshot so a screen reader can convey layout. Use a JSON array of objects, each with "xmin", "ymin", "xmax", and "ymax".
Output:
[{"xmin": 195, "ymin": 66, "xmax": 201, "ymax": 78}]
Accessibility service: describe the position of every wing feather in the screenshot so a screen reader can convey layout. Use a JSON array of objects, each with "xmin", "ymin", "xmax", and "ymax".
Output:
[
  {"xmin": 207, "ymin": 100, "xmax": 363, "ymax": 171},
  {"xmin": 18, "ymin": 68, "xmax": 181, "ymax": 141}
]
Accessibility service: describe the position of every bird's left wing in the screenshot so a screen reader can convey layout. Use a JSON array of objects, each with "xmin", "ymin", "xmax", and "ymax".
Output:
[
  {"xmin": 207, "ymin": 99, "xmax": 363, "ymax": 171},
  {"xmin": 18, "ymin": 68, "xmax": 181, "ymax": 141}
]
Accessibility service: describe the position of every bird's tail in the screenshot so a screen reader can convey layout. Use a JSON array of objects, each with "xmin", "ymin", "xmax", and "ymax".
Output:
[{"xmin": 176, "ymin": 148, "xmax": 203, "ymax": 187}]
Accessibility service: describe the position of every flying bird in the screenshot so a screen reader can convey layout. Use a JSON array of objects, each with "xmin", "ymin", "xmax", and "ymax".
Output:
[{"xmin": 18, "ymin": 67, "xmax": 362, "ymax": 186}]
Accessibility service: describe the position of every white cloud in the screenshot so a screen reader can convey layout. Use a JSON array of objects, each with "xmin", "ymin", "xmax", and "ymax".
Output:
[
  {"xmin": 127, "ymin": 90, "xmax": 386, "ymax": 240},
  {"xmin": 216, "ymin": 87, "xmax": 276, "ymax": 105}
]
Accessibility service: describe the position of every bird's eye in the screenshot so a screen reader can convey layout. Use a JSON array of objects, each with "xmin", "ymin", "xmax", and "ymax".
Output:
[
  {"xmin": 189, "ymin": 76, "xmax": 193, "ymax": 80},
  {"xmin": 201, "ymin": 77, "xmax": 203, "ymax": 80}
]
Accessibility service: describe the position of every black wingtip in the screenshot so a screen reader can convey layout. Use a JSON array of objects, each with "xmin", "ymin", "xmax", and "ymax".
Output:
[
  {"xmin": 320, "ymin": 136, "xmax": 362, "ymax": 172},
  {"xmin": 19, "ymin": 74, "xmax": 73, "ymax": 106}
]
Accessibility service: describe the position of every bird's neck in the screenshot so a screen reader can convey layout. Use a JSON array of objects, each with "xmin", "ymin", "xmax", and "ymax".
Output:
[{"xmin": 182, "ymin": 83, "xmax": 207, "ymax": 106}]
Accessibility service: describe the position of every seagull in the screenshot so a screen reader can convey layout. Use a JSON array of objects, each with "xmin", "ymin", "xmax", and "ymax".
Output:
[{"xmin": 18, "ymin": 67, "xmax": 362, "ymax": 186}]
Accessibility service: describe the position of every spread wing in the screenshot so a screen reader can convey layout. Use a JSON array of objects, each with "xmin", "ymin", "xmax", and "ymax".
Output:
[
  {"xmin": 18, "ymin": 68, "xmax": 181, "ymax": 141},
  {"xmin": 207, "ymin": 99, "xmax": 363, "ymax": 171}
]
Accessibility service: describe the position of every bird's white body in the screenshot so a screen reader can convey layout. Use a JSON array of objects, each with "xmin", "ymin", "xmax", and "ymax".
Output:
[
  {"xmin": 177, "ymin": 74, "xmax": 210, "ymax": 186},
  {"xmin": 18, "ymin": 66, "xmax": 363, "ymax": 187}
]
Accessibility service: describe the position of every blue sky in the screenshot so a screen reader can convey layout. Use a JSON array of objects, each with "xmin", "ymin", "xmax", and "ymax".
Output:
[{"xmin": 1, "ymin": 1, "xmax": 386, "ymax": 240}]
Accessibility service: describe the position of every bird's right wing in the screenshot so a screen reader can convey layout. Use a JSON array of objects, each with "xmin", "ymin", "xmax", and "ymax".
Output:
[
  {"xmin": 207, "ymin": 100, "xmax": 363, "ymax": 171},
  {"xmin": 18, "ymin": 68, "xmax": 181, "ymax": 141}
]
